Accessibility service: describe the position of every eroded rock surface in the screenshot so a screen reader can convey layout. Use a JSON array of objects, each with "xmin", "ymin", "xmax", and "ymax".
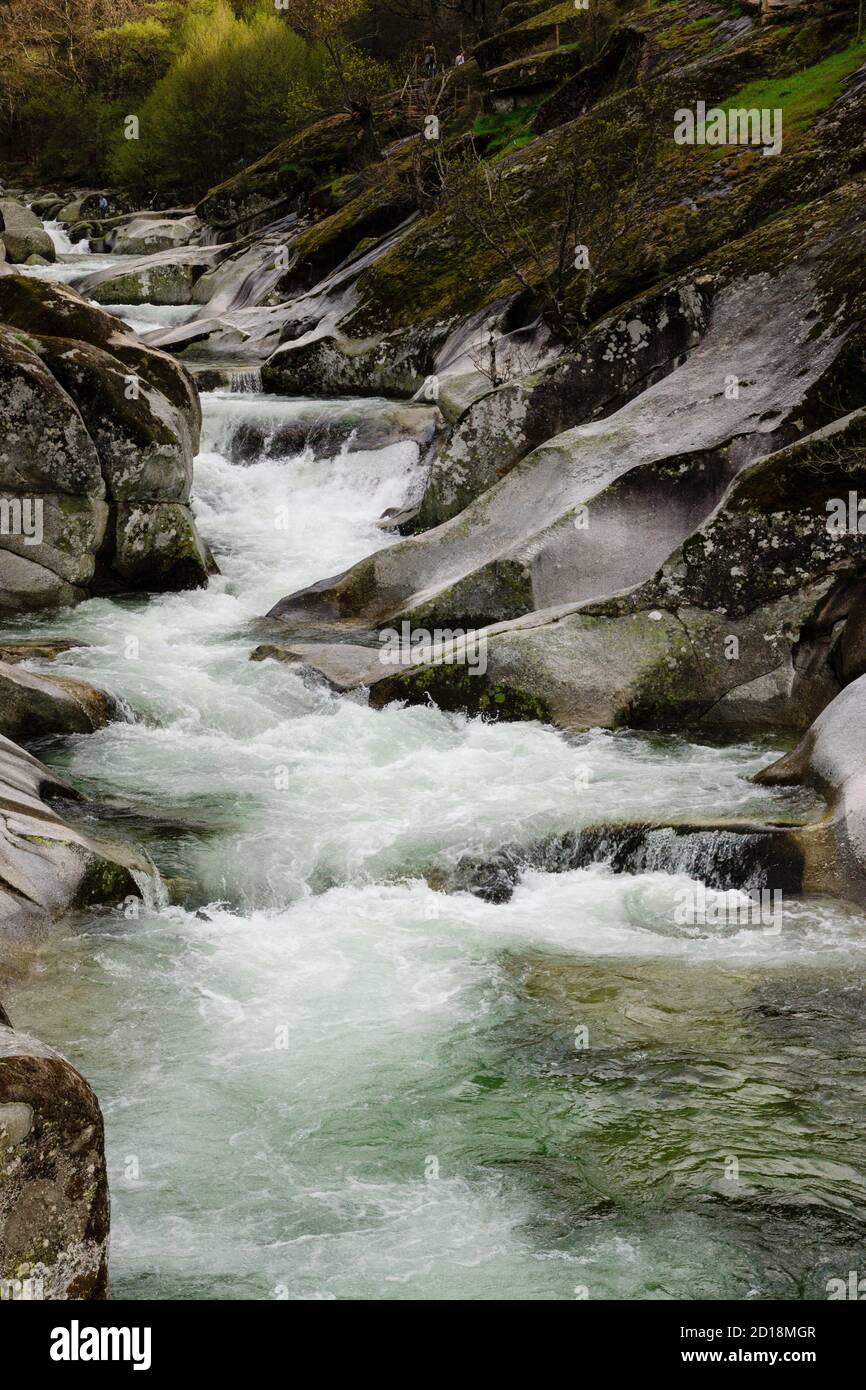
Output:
[
  {"xmin": 0, "ymin": 734, "xmax": 151, "ymax": 938},
  {"xmin": 757, "ymin": 674, "xmax": 866, "ymax": 904}
]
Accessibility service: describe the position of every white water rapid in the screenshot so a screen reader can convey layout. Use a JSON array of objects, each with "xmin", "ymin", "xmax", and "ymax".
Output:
[{"xmin": 5, "ymin": 244, "xmax": 866, "ymax": 1302}]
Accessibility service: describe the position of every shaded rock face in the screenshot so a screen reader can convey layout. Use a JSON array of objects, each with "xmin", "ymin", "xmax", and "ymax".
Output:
[
  {"xmin": 416, "ymin": 281, "xmax": 711, "ymax": 527},
  {"xmin": 270, "ymin": 198, "xmax": 866, "ymax": 635},
  {"xmin": 0, "ymin": 200, "xmax": 55, "ymax": 265},
  {"xmin": 0, "ymin": 1025, "xmax": 109, "ymax": 1299},
  {"xmin": 0, "ymin": 276, "xmax": 210, "ymax": 609},
  {"xmin": 0, "ymin": 734, "xmax": 151, "ymax": 938}
]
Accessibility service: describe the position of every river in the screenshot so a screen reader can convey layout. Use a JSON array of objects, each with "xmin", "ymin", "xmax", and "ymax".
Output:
[{"xmin": 4, "ymin": 234, "xmax": 866, "ymax": 1300}]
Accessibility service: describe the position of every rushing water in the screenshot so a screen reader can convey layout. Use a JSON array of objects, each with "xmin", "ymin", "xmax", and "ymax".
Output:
[
  {"xmin": 5, "ymin": 253, "xmax": 866, "ymax": 1301},
  {"xmin": 44, "ymin": 220, "xmax": 79, "ymax": 255}
]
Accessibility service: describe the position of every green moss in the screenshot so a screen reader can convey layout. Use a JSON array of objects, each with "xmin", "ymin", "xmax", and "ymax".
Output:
[
  {"xmin": 373, "ymin": 661, "xmax": 553, "ymax": 722},
  {"xmin": 722, "ymin": 39, "xmax": 866, "ymax": 142},
  {"xmin": 472, "ymin": 99, "xmax": 545, "ymax": 156},
  {"xmin": 10, "ymin": 329, "xmax": 44, "ymax": 355},
  {"xmin": 75, "ymin": 856, "xmax": 134, "ymax": 907},
  {"xmin": 523, "ymin": 1, "xmax": 578, "ymax": 31},
  {"xmin": 654, "ymin": 12, "xmax": 719, "ymax": 56}
]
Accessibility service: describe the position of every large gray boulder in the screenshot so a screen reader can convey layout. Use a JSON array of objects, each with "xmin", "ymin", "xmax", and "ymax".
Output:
[
  {"xmin": 105, "ymin": 214, "xmax": 201, "ymax": 255},
  {"xmin": 0, "ymin": 1023, "xmax": 109, "ymax": 1299},
  {"xmin": 259, "ymin": 407, "xmax": 866, "ymax": 734},
  {"xmin": 269, "ymin": 241, "xmax": 864, "ymax": 634},
  {"xmin": 0, "ymin": 199, "xmax": 55, "ymax": 265},
  {"xmin": 0, "ymin": 277, "xmax": 211, "ymax": 609}
]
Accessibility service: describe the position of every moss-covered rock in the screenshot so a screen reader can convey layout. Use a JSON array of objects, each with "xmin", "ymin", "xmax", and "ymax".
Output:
[
  {"xmin": 112, "ymin": 502, "xmax": 212, "ymax": 592},
  {"xmin": 0, "ymin": 276, "xmax": 201, "ymax": 432},
  {"xmin": 0, "ymin": 199, "xmax": 55, "ymax": 264},
  {"xmin": 37, "ymin": 336, "xmax": 193, "ymax": 502},
  {"xmin": 0, "ymin": 1025, "xmax": 109, "ymax": 1299},
  {"xmin": 0, "ymin": 277, "xmax": 209, "ymax": 608}
]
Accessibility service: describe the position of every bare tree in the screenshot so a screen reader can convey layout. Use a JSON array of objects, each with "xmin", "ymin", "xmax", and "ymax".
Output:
[{"xmin": 431, "ymin": 82, "xmax": 662, "ymax": 341}]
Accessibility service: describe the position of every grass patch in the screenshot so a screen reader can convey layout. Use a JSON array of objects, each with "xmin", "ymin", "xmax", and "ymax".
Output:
[
  {"xmin": 524, "ymin": 1, "xmax": 578, "ymax": 30},
  {"xmin": 471, "ymin": 99, "xmax": 545, "ymax": 156},
  {"xmin": 723, "ymin": 39, "xmax": 866, "ymax": 139}
]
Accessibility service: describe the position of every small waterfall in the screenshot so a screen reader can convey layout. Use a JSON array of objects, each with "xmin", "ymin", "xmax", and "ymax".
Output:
[
  {"xmin": 228, "ymin": 367, "xmax": 263, "ymax": 393},
  {"xmin": 131, "ymin": 865, "xmax": 170, "ymax": 913},
  {"xmin": 448, "ymin": 822, "xmax": 805, "ymax": 903},
  {"xmin": 43, "ymin": 220, "xmax": 82, "ymax": 255}
]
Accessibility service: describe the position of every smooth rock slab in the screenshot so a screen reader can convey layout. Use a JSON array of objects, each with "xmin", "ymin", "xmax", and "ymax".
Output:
[
  {"xmin": 75, "ymin": 245, "xmax": 231, "ymax": 308},
  {"xmin": 757, "ymin": 674, "xmax": 866, "ymax": 904},
  {"xmin": 0, "ymin": 734, "xmax": 152, "ymax": 937}
]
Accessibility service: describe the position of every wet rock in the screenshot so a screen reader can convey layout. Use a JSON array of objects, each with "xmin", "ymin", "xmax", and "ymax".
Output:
[
  {"xmin": 113, "ymin": 502, "xmax": 214, "ymax": 591},
  {"xmin": 0, "ymin": 199, "xmax": 55, "ymax": 264},
  {"xmin": 0, "ymin": 734, "xmax": 152, "ymax": 937},
  {"xmin": 213, "ymin": 400, "xmax": 441, "ymax": 465},
  {"xmin": 442, "ymin": 819, "xmax": 807, "ymax": 904},
  {"xmin": 0, "ymin": 640, "xmax": 87, "ymax": 664},
  {"xmin": 0, "ymin": 661, "xmax": 118, "ymax": 741},
  {"xmin": 757, "ymin": 673, "xmax": 866, "ymax": 903},
  {"xmin": 0, "ymin": 1023, "xmax": 109, "ymax": 1299}
]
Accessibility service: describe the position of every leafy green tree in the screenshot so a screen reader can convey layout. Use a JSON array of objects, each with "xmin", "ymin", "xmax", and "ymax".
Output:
[{"xmin": 108, "ymin": 0, "xmax": 316, "ymax": 191}]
